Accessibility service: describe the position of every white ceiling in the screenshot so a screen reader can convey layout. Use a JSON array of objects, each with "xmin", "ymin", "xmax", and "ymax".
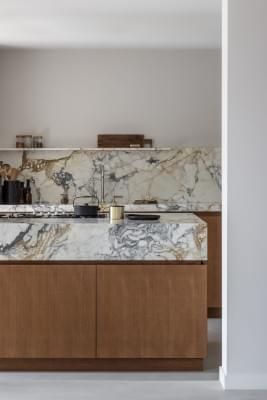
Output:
[{"xmin": 0, "ymin": 0, "xmax": 221, "ymax": 48}]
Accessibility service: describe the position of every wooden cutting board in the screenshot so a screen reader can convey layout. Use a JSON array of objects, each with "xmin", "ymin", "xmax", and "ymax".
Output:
[{"xmin": 98, "ymin": 134, "xmax": 144, "ymax": 148}]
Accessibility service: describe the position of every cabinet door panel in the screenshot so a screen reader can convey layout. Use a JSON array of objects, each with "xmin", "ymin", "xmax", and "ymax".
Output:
[
  {"xmin": 0, "ymin": 265, "xmax": 96, "ymax": 358},
  {"xmin": 195, "ymin": 213, "xmax": 222, "ymax": 309},
  {"xmin": 97, "ymin": 265, "xmax": 207, "ymax": 359}
]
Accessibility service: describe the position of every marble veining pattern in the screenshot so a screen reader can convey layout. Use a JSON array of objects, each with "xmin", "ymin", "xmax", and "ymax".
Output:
[
  {"xmin": 0, "ymin": 213, "xmax": 207, "ymax": 261},
  {"xmin": 0, "ymin": 148, "xmax": 221, "ymax": 210}
]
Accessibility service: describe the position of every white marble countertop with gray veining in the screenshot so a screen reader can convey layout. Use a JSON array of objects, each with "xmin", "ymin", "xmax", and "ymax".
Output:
[
  {"xmin": 0, "ymin": 202, "xmax": 221, "ymax": 214},
  {"xmin": 0, "ymin": 213, "xmax": 207, "ymax": 262},
  {"xmin": 0, "ymin": 213, "xmax": 204, "ymax": 225}
]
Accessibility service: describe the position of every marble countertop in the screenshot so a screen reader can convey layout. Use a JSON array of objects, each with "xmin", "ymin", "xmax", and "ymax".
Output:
[
  {"xmin": 125, "ymin": 203, "xmax": 221, "ymax": 212},
  {"xmin": 0, "ymin": 213, "xmax": 204, "ymax": 225},
  {"xmin": 0, "ymin": 213, "xmax": 207, "ymax": 262},
  {"xmin": 0, "ymin": 202, "xmax": 221, "ymax": 214}
]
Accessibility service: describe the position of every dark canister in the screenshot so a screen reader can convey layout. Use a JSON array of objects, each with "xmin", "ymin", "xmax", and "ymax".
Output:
[
  {"xmin": 3, "ymin": 181, "xmax": 21, "ymax": 204},
  {"xmin": 73, "ymin": 195, "xmax": 99, "ymax": 217}
]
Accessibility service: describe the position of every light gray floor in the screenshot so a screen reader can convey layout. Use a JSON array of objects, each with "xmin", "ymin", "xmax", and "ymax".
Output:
[
  {"xmin": 1, "ymin": 379, "xmax": 267, "ymax": 400},
  {"xmin": 0, "ymin": 320, "xmax": 266, "ymax": 399},
  {"xmin": 204, "ymin": 318, "xmax": 222, "ymax": 376}
]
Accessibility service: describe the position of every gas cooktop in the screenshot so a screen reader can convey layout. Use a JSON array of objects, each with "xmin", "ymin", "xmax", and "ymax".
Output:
[{"xmin": 0, "ymin": 213, "xmax": 108, "ymax": 219}]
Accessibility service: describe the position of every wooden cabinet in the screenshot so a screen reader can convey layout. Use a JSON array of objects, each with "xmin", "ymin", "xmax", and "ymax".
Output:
[
  {"xmin": 0, "ymin": 265, "xmax": 96, "ymax": 358},
  {"xmin": 97, "ymin": 264, "xmax": 207, "ymax": 359},
  {"xmin": 0, "ymin": 262, "xmax": 207, "ymax": 370},
  {"xmin": 195, "ymin": 212, "xmax": 221, "ymax": 317}
]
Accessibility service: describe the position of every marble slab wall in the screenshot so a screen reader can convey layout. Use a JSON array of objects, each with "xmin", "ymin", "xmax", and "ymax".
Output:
[{"xmin": 0, "ymin": 148, "xmax": 221, "ymax": 208}]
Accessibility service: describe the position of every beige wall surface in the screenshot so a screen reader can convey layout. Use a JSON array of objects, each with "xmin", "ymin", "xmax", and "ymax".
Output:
[{"xmin": 0, "ymin": 49, "xmax": 220, "ymax": 148}]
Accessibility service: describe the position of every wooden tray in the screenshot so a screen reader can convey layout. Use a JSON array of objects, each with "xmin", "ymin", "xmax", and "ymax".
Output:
[{"xmin": 98, "ymin": 134, "xmax": 144, "ymax": 148}]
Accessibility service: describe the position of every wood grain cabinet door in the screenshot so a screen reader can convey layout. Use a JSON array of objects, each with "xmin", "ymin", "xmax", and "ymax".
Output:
[
  {"xmin": 97, "ymin": 265, "xmax": 207, "ymax": 359},
  {"xmin": 195, "ymin": 213, "xmax": 222, "ymax": 309},
  {"xmin": 0, "ymin": 265, "xmax": 96, "ymax": 358}
]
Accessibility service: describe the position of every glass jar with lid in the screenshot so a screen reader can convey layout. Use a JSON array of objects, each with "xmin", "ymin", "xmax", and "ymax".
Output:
[
  {"xmin": 23, "ymin": 135, "xmax": 33, "ymax": 148},
  {"xmin": 33, "ymin": 136, "xmax": 43, "ymax": 148},
  {"xmin": 16, "ymin": 135, "xmax": 24, "ymax": 148}
]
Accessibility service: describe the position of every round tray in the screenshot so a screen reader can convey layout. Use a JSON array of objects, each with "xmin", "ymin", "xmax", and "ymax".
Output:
[{"xmin": 126, "ymin": 214, "xmax": 160, "ymax": 221}]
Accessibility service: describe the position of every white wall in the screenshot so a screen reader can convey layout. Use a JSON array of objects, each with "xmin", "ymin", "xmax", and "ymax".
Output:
[
  {"xmin": 221, "ymin": 0, "xmax": 267, "ymax": 389},
  {"xmin": 0, "ymin": 49, "xmax": 220, "ymax": 148},
  {"xmin": 0, "ymin": 0, "xmax": 221, "ymax": 49}
]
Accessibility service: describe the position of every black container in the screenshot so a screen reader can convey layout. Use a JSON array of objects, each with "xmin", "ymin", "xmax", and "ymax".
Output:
[
  {"xmin": 73, "ymin": 196, "xmax": 99, "ymax": 217},
  {"xmin": 3, "ymin": 181, "xmax": 21, "ymax": 204}
]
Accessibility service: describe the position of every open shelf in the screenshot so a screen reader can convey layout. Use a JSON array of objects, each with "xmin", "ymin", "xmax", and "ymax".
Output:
[{"xmin": 0, "ymin": 147, "xmax": 171, "ymax": 152}]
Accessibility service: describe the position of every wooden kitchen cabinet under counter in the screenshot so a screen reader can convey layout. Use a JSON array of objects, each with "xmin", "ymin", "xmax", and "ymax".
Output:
[
  {"xmin": 0, "ymin": 265, "xmax": 96, "ymax": 358},
  {"xmin": 195, "ymin": 212, "xmax": 222, "ymax": 318},
  {"xmin": 97, "ymin": 264, "xmax": 207, "ymax": 360}
]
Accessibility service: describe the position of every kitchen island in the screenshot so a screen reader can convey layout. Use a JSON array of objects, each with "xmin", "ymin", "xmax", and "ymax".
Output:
[
  {"xmin": 0, "ymin": 213, "xmax": 207, "ymax": 261},
  {"xmin": 0, "ymin": 213, "xmax": 207, "ymax": 371}
]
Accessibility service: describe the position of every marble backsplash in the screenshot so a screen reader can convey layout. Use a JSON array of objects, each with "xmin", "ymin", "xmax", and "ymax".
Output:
[{"xmin": 0, "ymin": 148, "xmax": 221, "ymax": 208}]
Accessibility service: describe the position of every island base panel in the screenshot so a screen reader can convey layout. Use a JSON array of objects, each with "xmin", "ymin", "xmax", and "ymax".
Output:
[
  {"xmin": 0, "ymin": 265, "xmax": 97, "ymax": 358},
  {"xmin": 0, "ymin": 358, "xmax": 203, "ymax": 371},
  {"xmin": 97, "ymin": 265, "xmax": 207, "ymax": 359}
]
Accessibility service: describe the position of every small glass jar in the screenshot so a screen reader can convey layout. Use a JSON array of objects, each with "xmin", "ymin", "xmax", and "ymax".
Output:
[
  {"xmin": 16, "ymin": 135, "xmax": 24, "ymax": 148},
  {"xmin": 33, "ymin": 136, "xmax": 43, "ymax": 148},
  {"xmin": 23, "ymin": 135, "xmax": 33, "ymax": 148}
]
